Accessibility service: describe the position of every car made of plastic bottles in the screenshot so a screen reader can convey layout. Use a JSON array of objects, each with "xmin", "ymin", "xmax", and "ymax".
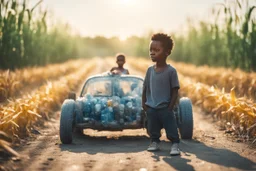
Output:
[{"xmin": 59, "ymin": 73, "xmax": 194, "ymax": 144}]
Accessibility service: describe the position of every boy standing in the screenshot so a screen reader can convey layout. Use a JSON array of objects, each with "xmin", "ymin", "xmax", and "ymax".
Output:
[{"xmin": 142, "ymin": 33, "xmax": 180, "ymax": 156}]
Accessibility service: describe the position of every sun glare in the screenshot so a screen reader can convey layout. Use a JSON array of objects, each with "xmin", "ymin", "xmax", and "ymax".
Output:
[
  {"xmin": 121, "ymin": 0, "xmax": 129, "ymax": 4},
  {"xmin": 119, "ymin": 35, "xmax": 127, "ymax": 41},
  {"xmin": 120, "ymin": 0, "xmax": 135, "ymax": 6}
]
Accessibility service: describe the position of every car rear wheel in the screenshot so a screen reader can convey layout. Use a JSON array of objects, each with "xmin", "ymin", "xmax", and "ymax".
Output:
[{"xmin": 178, "ymin": 97, "xmax": 193, "ymax": 139}]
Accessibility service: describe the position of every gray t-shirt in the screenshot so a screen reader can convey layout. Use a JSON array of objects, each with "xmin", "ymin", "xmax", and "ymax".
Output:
[{"xmin": 143, "ymin": 64, "xmax": 180, "ymax": 109}]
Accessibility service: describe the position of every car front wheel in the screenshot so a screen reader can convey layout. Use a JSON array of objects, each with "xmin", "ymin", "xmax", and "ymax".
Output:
[{"xmin": 60, "ymin": 99, "xmax": 75, "ymax": 144}]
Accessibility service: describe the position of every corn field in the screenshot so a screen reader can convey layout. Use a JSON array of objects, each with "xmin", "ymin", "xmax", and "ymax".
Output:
[
  {"xmin": 169, "ymin": 60, "xmax": 256, "ymax": 101},
  {"xmin": 0, "ymin": 59, "xmax": 87, "ymax": 102},
  {"xmin": 0, "ymin": 59, "xmax": 95, "ymax": 156},
  {"xmin": 171, "ymin": 0, "xmax": 256, "ymax": 71},
  {"xmin": 0, "ymin": 0, "xmax": 82, "ymax": 70}
]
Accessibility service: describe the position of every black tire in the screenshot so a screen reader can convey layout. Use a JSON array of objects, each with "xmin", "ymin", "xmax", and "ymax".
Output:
[
  {"xmin": 60, "ymin": 99, "xmax": 75, "ymax": 144},
  {"xmin": 178, "ymin": 97, "xmax": 193, "ymax": 139}
]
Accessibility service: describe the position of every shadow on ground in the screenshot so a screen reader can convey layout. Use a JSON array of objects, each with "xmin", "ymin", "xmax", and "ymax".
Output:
[
  {"xmin": 60, "ymin": 131, "xmax": 149, "ymax": 154},
  {"xmin": 151, "ymin": 140, "xmax": 256, "ymax": 171},
  {"xmin": 60, "ymin": 132, "xmax": 256, "ymax": 171}
]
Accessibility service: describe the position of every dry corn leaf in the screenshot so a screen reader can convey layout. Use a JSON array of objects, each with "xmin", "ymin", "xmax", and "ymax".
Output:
[
  {"xmin": 27, "ymin": 110, "xmax": 41, "ymax": 118},
  {"xmin": 0, "ymin": 140, "xmax": 19, "ymax": 156}
]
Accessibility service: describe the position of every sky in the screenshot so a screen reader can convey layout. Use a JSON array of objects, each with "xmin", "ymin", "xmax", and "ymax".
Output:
[{"xmin": 30, "ymin": 0, "xmax": 223, "ymax": 40}]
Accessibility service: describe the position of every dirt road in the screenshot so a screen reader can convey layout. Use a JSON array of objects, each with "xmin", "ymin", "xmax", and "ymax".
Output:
[{"xmin": 2, "ymin": 60, "xmax": 256, "ymax": 171}]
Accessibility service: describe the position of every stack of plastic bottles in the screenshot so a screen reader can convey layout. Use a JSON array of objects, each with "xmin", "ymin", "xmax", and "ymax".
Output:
[{"xmin": 77, "ymin": 91, "xmax": 142, "ymax": 125}]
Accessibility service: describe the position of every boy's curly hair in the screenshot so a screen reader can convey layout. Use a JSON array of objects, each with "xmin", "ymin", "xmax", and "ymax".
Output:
[{"xmin": 151, "ymin": 33, "xmax": 174, "ymax": 54}]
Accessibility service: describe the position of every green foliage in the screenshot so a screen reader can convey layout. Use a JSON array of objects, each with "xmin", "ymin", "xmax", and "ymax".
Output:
[
  {"xmin": 0, "ymin": 0, "xmax": 255, "ymax": 72},
  {"xmin": 0, "ymin": 0, "xmax": 81, "ymax": 69},
  {"xmin": 171, "ymin": 0, "xmax": 256, "ymax": 71}
]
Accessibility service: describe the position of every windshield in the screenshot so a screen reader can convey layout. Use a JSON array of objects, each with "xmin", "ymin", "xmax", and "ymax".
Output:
[
  {"xmin": 82, "ymin": 78, "xmax": 112, "ymax": 97},
  {"xmin": 81, "ymin": 76, "xmax": 143, "ymax": 97}
]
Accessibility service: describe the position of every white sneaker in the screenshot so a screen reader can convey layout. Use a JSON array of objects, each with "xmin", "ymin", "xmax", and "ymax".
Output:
[
  {"xmin": 170, "ymin": 143, "xmax": 180, "ymax": 156},
  {"xmin": 147, "ymin": 142, "xmax": 160, "ymax": 151}
]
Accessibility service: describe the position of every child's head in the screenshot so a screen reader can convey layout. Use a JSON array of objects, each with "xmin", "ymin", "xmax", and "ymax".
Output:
[
  {"xmin": 149, "ymin": 33, "xmax": 174, "ymax": 62},
  {"xmin": 116, "ymin": 53, "xmax": 126, "ymax": 67}
]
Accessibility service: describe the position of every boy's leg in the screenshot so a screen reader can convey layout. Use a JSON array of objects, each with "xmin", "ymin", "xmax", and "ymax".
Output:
[
  {"xmin": 146, "ymin": 107, "xmax": 162, "ymax": 143},
  {"xmin": 160, "ymin": 108, "xmax": 180, "ymax": 143},
  {"xmin": 160, "ymin": 107, "xmax": 180, "ymax": 155}
]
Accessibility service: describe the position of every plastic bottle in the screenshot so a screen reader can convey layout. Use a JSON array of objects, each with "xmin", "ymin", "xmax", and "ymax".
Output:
[
  {"xmin": 136, "ymin": 107, "xmax": 141, "ymax": 122},
  {"xmin": 120, "ymin": 97, "xmax": 126, "ymax": 105},
  {"xmin": 113, "ymin": 102, "xmax": 120, "ymax": 121},
  {"xmin": 108, "ymin": 107, "xmax": 114, "ymax": 122},
  {"xmin": 112, "ymin": 96, "xmax": 121, "ymax": 104},
  {"xmin": 95, "ymin": 103, "xmax": 102, "ymax": 121},
  {"xmin": 101, "ymin": 108, "xmax": 108, "ymax": 125},
  {"xmin": 127, "ymin": 102, "xmax": 133, "ymax": 121},
  {"xmin": 101, "ymin": 97, "xmax": 108, "ymax": 105},
  {"xmin": 119, "ymin": 104, "xmax": 125, "ymax": 124},
  {"xmin": 86, "ymin": 93, "xmax": 93, "ymax": 100},
  {"xmin": 83, "ymin": 100, "xmax": 91, "ymax": 117}
]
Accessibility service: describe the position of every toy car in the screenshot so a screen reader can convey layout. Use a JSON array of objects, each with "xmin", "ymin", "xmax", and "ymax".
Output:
[{"xmin": 59, "ymin": 73, "xmax": 193, "ymax": 144}]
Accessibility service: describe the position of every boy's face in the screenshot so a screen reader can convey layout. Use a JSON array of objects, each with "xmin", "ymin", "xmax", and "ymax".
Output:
[
  {"xmin": 149, "ymin": 40, "xmax": 167, "ymax": 62},
  {"xmin": 116, "ymin": 56, "xmax": 125, "ymax": 67}
]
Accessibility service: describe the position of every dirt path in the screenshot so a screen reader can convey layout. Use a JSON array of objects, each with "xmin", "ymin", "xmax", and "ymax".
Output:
[{"xmin": 1, "ymin": 60, "xmax": 256, "ymax": 171}]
